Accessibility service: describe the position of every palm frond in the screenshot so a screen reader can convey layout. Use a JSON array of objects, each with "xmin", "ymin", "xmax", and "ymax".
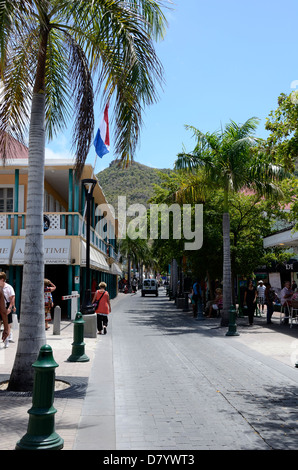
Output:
[
  {"xmin": 0, "ymin": 0, "xmax": 33, "ymax": 75},
  {"xmin": 0, "ymin": 23, "xmax": 36, "ymax": 156},
  {"xmin": 45, "ymin": 29, "xmax": 72, "ymax": 140},
  {"xmin": 67, "ymin": 0, "xmax": 165, "ymax": 163},
  {"xmin": 0, "ymin": 0, "xmax": 168, "ymax": 167},
  {"xmin": 66, "ymin": 33, "xmax": 94, "ymax": 175},
  {"xmin": 175, "ymin": 152, "xmax": 201, "ymax": 172},
  {"xmin": 225, "ymin": 117, "xmax": 259, "ymax": 140},
  {"xmin": 174, "ymin": 170, "xmax": 208, "ymax": 205},
  {"xmin": 127, "ymin": 0, "xmax": 170, "ymax": 40}
]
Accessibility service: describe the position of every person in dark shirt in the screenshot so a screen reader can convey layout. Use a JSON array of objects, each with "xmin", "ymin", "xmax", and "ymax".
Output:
[{"xmin": 244, "ymin": 279, "xmax": 257, "ymax": 326}]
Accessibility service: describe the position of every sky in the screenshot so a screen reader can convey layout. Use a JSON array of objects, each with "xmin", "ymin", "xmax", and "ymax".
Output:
[{"xmin": 46, "ymin": 0, "xmax": 298, "ymax": 173}]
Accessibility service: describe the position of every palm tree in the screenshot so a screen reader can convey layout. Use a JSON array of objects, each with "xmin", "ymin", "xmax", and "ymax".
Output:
[
  {"xmin": 0, "ymin": 0, "xmax": 169, "ymax": 391},
  {"xmin": 119, "ymin": 236, "xmax": 149, "ymax": 289},
  {"xmin": 175, "ymin": 118, "xmax": 286, "ymax": 326}
]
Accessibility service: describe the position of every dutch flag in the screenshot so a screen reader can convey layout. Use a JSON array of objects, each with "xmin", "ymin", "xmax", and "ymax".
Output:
[{"xmin": 93, "ymin": 104, "xmax": 110, "ymax": 158}]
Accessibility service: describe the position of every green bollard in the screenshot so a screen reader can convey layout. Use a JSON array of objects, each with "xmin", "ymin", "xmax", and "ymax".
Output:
[
  {"xmin": 225, "ymin": 305, "xmax": 240, "ymax": 336},
  {"xmin": 16, "ymin": 345, "xmax": 64, "ymax": 450},
  {"xmin": 67, "ymin": 312, "xmax": 90, "ymax": 362}
]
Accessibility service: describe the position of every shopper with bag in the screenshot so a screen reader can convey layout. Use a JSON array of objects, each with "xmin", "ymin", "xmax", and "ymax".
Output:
[{"xmin": 92, "ymin": 282, "xmax": 111, "ymax": 335}]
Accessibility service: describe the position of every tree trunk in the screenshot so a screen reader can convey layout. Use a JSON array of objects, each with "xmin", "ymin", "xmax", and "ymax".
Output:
[
  {"xmin": 127, "ymin": 254, "xmax": 131, "ymax": 291},
  {"xmin": 8, "ymin": 93, "xmax": 47, "ymax": 391},
  {"xmin": 221, "ymin": 212, "xmax": 232, "ymax": 326}
]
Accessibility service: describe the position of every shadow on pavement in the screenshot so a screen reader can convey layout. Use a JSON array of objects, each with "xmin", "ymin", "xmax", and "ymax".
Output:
[{"xmin": 123, "ymin": 290, "xmax": 298, "ymax": 341}]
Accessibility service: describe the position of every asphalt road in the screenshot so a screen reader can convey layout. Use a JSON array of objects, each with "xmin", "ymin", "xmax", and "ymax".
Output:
[{"xmin": 75, "ymin": 287, "xmax": 298, "ymax": 451}]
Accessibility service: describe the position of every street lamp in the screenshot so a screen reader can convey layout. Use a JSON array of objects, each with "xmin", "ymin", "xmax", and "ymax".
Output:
[{"xmin": 81, "ymin": 178, "xmax": 97, "ymax": 315}]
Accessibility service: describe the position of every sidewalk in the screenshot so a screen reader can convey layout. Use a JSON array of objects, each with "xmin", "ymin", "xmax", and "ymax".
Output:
[
  {"xmin": 1, "ymin": 293, "xmax": 298, "ymax": 450},
  {"xmin": 0, "ymin": 293, "xmax": 124, "ymax": 451}
]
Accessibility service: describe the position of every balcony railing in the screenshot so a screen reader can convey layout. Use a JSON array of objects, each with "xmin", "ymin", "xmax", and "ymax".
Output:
[{"xmin": 0, "ymin": 211, "xmax": 117, "ymax": 259}]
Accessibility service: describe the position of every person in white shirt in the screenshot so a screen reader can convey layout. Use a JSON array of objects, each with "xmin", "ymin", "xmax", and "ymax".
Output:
[
  {"xmin": 0, "ymin": 272, "xmax": 16, "ymax": 347},
  {"xmin": 280, "ymin": 280, "xmax": 293, "ymax": 325},
  {"xmin": 257, "ymin": 281, "xmax": 266, "ymax": 314}
]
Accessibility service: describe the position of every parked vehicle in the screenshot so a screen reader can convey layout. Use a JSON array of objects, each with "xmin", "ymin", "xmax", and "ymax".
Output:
[{"xmin": 142, "ymin": 279, "xmax": 158, "ymax": 297}]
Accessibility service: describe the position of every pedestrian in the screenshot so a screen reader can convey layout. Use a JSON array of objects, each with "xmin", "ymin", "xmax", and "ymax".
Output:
[
  {"xmin": 0, "ymin": 272, "xmax": 16, "ymax": 346},
  {"xmin": 265, "ymin": 283, "xmax": 275, "ymax": 324},
  {"xmin": 192, "ymin": 280, "xmax": 202, "ymax": 318},
  {"xmin": 44, "ymin": 278, "xmax": 56, "ymax": 330},
  {"xmin": 257, "ymin": 280, "xmax": 266, "ymax": 315},
  {"xmin": 244, "ymin": 279, "xmax": 257, "ymax": 325},
  {"xmin": 280, "ymin": 280, "xmax": 293, "ymax": 325},
  {"xmin": 92, "ymin": 281, "xmax": 111, "ymax": 335},
  {"xmin": 132, "ymin": 278, "xmax": 137, "ymax": 293},
  {"xmin": 207, "ymin": 288, "xmax": 223, "ymax": 318},
  {"xmin": 0, "ymin": 284, "xmax": 9, "ymax": 344}
]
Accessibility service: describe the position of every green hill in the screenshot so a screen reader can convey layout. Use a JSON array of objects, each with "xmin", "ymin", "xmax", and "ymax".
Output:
[{"xmin": 96, "ymin": 160, "xmax": 172, "ymax": 208}]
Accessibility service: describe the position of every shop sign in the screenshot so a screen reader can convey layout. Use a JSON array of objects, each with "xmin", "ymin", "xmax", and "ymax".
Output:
[
  {"xmin": 0, "ymin": 239, "xmax": 12, "ymax": 264},
  {"xmin": 12, "ymin": 238, "xmax": 71, "ymax": 265},
  {"xmin": 286, "ymin": 264, "xmax": 294, "ymax": 270}
]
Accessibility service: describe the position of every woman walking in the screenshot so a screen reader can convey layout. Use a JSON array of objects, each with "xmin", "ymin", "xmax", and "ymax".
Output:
[{"xmin": 92, "ymin": 282, "xmax": 111, "ymax": 335}]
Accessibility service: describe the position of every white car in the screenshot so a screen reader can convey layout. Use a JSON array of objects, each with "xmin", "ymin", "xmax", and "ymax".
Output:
[{"xmin": 141, "ymin": 279, "xmax": 158, "ymax": 297}]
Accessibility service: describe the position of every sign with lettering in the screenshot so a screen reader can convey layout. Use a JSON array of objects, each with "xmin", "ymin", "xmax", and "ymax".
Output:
[
  {"xmin": 0, "ymin": 239, "xmax": 12, "ymax": 264},
  {"xmin": 12, "ymin": 238, "xmax": 71, "ymax": 265}
]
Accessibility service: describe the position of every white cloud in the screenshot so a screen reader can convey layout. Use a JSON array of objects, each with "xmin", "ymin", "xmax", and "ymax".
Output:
[{"xmin": 45, "ymin": 147, "xmax": 74, "ymax": 160}]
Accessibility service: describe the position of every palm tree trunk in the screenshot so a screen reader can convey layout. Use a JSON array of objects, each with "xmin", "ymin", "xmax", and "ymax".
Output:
[
  {"xmin": 8, "ymin": 93, "xmax": 46, "ymax": 391},
  {"xmin": 221, "ymin": 211, "xmax": 232, "ymax": 326},
  {"xmin": 127, "ymin": 254, "xmax": 131, "ymax": 292}
]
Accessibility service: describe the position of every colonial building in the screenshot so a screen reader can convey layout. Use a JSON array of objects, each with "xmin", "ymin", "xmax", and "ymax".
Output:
[{"xmin": 0, "ymin": 138, "xmax": 122, "ymax": 318}]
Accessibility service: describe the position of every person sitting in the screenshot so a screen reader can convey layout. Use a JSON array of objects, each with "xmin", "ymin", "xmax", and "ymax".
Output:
[
  {"xmin": 207, "ymin": 288, "xmax": 223, "ymax": 317},
  {"xmin": 291, "ymin": 289, "xmax": 298, "ymax": 302}
]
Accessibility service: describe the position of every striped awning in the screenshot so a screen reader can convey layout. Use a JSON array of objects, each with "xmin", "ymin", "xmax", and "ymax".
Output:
[{"xmin": 81, "ymin": 241, "xmax": 110, "ymax": 272}]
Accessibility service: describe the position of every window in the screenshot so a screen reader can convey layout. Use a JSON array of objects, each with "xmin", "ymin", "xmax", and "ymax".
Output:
[{"xmin": 0, "ymin": 188, "xmax": 13, "ymax": 212}]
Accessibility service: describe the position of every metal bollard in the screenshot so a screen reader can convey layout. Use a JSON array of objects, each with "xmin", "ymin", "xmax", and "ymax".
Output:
[
  {"xmin": 183, "ymin": 292, "xmax": 189, "ymax": 312},
  {"xmin": 16, "ymin": 345, "xmax": 64, "ymax": 450},
  {"xmin": 53, "ymin": 305, "xmax": 61, "ymax": 335},
  {"xmin": 225, "ymin": 305, "xmax": 240, "ymax": 336},
  {"xmin": 67, "ymin": 312, "xmax": 90, "ymax": 362}
]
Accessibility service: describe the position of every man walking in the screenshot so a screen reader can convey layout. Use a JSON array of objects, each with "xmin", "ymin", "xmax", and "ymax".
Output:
[{"xmin": 257, "ymin": 281, "xmax": 266, "ymax": 315}]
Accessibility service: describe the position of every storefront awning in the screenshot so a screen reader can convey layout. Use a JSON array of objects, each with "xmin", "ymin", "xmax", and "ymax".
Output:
[
  {"xmin": 12, "ymin": 238, "xmax": 71, "ymax": 265},
  {"xmin": 0, "ymin": 239, "xmax": 13, "ymax": 265},
  {"xmin": 110, "ymin": 263, "xmax": 122, "ymax": 275},
  {"xmin": 81, "ymin": 241, "xmax": 110, "ymax": 272}
]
